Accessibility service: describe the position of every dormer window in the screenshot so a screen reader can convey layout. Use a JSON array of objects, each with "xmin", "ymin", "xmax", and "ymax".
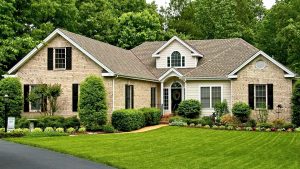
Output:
[{"xmin": 167, "ymin": 51, "xmax": 185, "ymax": 68}]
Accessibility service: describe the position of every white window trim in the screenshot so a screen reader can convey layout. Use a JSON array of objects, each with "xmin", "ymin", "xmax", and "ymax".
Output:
[
  {"xmin": 29, "ymin": 85, "xmax": 42, "ymax": 112},
  {"xmin": 54, "ymin": 47, "xmax": 67, "ymax": 70},
  {"xmin": 199, "ymin": 85, "xmax": 223, "ymax": 110},
  {"xmin": 163, "ymin": 87, "xmax": 170, "ymax": 111},
  {"xmin": 167, "ymin": 51, "xmax": 186, "ymax": 68},
  {"xmin": 254, "ymin": 84, "xmax": 268, "ymax": 109}
]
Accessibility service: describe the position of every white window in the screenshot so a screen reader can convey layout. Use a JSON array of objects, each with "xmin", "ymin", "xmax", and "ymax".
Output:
[
  {"xmin": 168, "ymin": 51, "xmax": 185, "ymax": 68},
  {"xmin": 163, "ymin": 88, "xmax": 169, "ymax": 110},
  {"xmin": 54, "ymin": 48, "xmax": 66, "ymax": 69},
  {"xmin": 255, "ymin": 84, "xmax": 267, "ymax": 109},
  {"xmin": 29, "ymin": 85, "xmax": 41, "ymax": 112},
  {"xmin": 200, "ymin": 86, "xmax": 222, "ymax": 109}
]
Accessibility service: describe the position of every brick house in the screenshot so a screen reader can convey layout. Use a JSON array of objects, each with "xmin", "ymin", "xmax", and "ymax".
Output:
[{"xmin": 6, "ymin": 29, "xmax": 297, "ymax": 120}]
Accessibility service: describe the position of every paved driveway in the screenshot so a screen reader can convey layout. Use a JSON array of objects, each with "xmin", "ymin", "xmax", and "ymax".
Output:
[{"xmin": 0, "ymin": 140, "xmax": 115, "ymax": 169}]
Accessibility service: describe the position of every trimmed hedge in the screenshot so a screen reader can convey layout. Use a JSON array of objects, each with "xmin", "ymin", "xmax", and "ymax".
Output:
[
  {"xmin": 232, "ymin": 102, "xmax": 251, "ymax": 122},
  {"xmin": 112, "ymin": 109, "xmax": 145, "ymax": 131},
  {"xmin": 140, "ymin": 108, "xmax": 161, "ymax": 126},
  {"xmin": 35, "ymin": 116, "xmax": 80, "ymax": 129},
  {"xmin": 177, "ymin": 99, "xmax": 201, "ymax": 118}
]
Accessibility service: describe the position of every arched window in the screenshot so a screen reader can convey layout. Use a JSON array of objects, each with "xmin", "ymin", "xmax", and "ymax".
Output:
[
  {"xmin": 171, "ymin": 51, "xmax": 183, "ymax": 67},
  {"xmin": 171, "ymin": 82, "xmax": 182, "ymax": 89}
]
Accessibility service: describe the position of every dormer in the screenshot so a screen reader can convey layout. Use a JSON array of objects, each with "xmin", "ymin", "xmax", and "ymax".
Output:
[{"xmin": 152, "ymin": 36, "xmax": 203, "ymax": 69}]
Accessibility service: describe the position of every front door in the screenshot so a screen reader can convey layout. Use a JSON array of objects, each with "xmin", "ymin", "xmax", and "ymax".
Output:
[{"xmin": 171, "ymin": 88, "xmax": 182, "ymax": 113}]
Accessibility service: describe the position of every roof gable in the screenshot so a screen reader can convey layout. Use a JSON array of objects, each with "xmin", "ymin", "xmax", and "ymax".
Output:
[
  {"xmin": 152, "ymin": 36, "xmax": 203, "ymax": 58},
  {"xmin": 228, "ymin": 51, "xmax": 296, "ymax": 78}
]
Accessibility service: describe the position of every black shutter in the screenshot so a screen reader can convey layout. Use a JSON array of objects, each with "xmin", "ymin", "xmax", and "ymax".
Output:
[
  {"xmin": 182, "ymin": 56, "xmax": 185, "ymax": 67},
  {"xmin": 167, "ymin": 57, "xmax": 170, "ymax": 67},
  {"xmin": 47, "ymin": 48, "xmax": 53, "ymax": 70},
  {"xmin": 248, "ymin": 84, "xmax": 254, "ymax": 109},
  {"xmin": 72, "ymin": 84, "xmax": 79, "ymax": 112},
  {"xmin": 66, "ymin": 47, "xmax": 72, "ymax": 70},
  {"xmin": 267, "ymin": 84, "xmax": 274, "ymax": 110},
  {"xmin": 24, "ymin": 85, "xmax": 30, "ymax": 112},
  {"xmin": 125, "ymin": 85, "xmax": 129, "ymax": 109},
  {"xmin": 151, "ymin": 87, "xmax": 156, "ymax": 107},
  {"xmin": 131, "ymin": 85, "xmax": 134, "ymax": 109}
]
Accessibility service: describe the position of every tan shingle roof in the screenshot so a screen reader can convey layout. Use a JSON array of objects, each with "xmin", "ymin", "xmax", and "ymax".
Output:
[
  {"xmin": 59, "ymin": 29, "xmax": 157, "ymax": 80},
  {"xmin": 131, "ymin": 38, "xmax": 259, "ymax": 79},
  {"xmin": 60, "ymin": 29, "xmax": 259, "ymax": 80}
]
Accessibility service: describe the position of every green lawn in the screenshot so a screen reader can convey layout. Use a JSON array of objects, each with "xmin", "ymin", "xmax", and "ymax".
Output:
[{"xmin": 7, "ymin": 127, "xmax": 300, "ymax": 169}]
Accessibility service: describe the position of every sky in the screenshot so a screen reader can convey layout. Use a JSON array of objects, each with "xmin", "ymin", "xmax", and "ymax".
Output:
[{"xmin": 146, "ymin": 0, "xmax": 276, "ymax": 9}]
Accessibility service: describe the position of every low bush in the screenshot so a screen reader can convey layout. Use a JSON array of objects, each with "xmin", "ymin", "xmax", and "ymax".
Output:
[
  {"xmin": 201, "ymin": 116, "xmax": 213, "ymax": 126},
  {"xmin": 0, "ymin": 128, "xmax": 4, "ymax": 132},
  {"xmin": 220, "ymin": 114, "xmax": 240, "ymax": 126},
  {"xmin": 219, "ymin": 125, "xmax": 226, "ymax": 130},
  {"xmin": 78, "ymin": 127, "xmax": 86, "ymax": 133},
  {"xmin": 214, "ymin": 100, "xmax": 229, "ymax": 120},
  {"xmin": 282, "ymin": 123, "xmax": 295, "ymax": 129},
  {"xmin": 0, "ymin": 130, "xmax": 25, "ymax": 138},
  {"xmin": 36, "ymin": 116, "xmax": 65, "ymax": 129},
  {"xmin": 189, "ymin": 123, "xmax": 195, "ymax": 127},
  {"xmin": 169, "ymin": 116, "xmax": 186, "ymax": 123},
  {"xmin": 140, "ymin": 108, "xmax": 161, "ymax": 126},
  {"xmin": 245, "ymin": 127, "xmax": 253, "ymax": 131},
  {"xmin": 112, "ymin": 109, "xmax": 145, "ymax": 131},
  {"xmin": 177, "ymin": 100, "xmax": 201, "ymax": 118},
  {"xmin": 227, "ymin": 126, "xmax": 234, "ymax": 130},
  {"xmin": 26, "ymin": 132, "xmax": 68, "ymax": 137},
  {"xmin": 44, "ymin": 127, "xmax": 54, "ymax": 133},
  {"xmin": 66, "ymin": 127, "xmax": 76, "ymax": 134},
  {"xmin": 64, "ymin": 116, "xmax": 80, "ymax": 129},
  {"xmin": 169, "ymin": 121, "xmax": 188, "ymax": 126},
  {"xmin": 257, "ymin": 123, "xmax": 273, "ymax": 129},
  {"xmin": 245, "ymin": 119, "xmax": 257, "ymax": 127},
  {"xmin": 212, "ymin": 125, "xmax": 218, "ymax": 129},
  {"xmin": 265, "ymin": 128, "xmax": 271, "ymax": 132},
  {"xmin": 295, "ymin": 128, "xmax": 300, "ymax": 132},
  {"xmin": 203, "ymin": 125, "xmax": 210, "ymax": 129},
  {"xmin": 102, "ymin": 124, "xmax": 115, "ymax": 133},
  {"xmin": 16, "ymin": 117, "xmax": 30, "ymax": 128},
  {"xmin": 272, "ymin": 119, "xmax": 285, "ymax": 129},
  {"xmin": 232, "ymin": 102, "xmax": 251, "ymax": 122},
  {"xmin": 21, "ymin": 128, "xmax": 30, "ymax": 133},
  {"xmin": 55, "ymin": 128, "xmax": 64, "ymax": 133},
  {"xmin": 32, "ymin": 128, "xmax": 43, "ymax": 133}
]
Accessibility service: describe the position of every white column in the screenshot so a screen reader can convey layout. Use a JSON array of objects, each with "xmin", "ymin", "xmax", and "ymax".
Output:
[
  {"xmin": 161, "ymin": 82, "xmax": 164, "ymax": 114},
  {"xmin": 184, "ymin": 80, "xmax": 187, "ymax": 100}
]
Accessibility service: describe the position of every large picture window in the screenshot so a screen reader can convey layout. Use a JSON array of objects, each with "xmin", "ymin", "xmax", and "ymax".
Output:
[
  {"xmin": 54, "ymin": 48, "xmax": 66, "ymax": 69},
  {"xmin": 200, "ymin": 86, "xmax": 222, "ymax": 108},
  {"xmin": 168, "ymin": 51, "xmax": 185, "ymax": 67}
]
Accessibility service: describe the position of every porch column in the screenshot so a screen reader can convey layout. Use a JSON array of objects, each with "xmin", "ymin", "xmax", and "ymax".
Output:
[
  {"xmin": 161, "ymin": 82, "xmax": 164, "ymax": 114},
  {"xmin": 184, "ymin": 80, "xmax": 187, "ymax": 100}
]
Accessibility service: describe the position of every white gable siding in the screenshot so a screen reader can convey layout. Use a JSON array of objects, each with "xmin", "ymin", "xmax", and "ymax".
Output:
[
  {"xmin": 186, "ymin": 80, "xmax": 232, "ymax": 116},
  {"xmin": 156, "ymin": 40, "xmax": 197, "ymax": 68}
]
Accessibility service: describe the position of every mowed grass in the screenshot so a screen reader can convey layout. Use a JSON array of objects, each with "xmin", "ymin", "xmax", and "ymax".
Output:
[{"xmin": 7, "ymin": 127, "xmax": 300, "ymax": 169}]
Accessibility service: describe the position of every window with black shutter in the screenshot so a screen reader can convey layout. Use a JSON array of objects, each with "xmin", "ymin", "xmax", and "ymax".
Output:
[
  {"xmin": 267, "ymin": 84, "xmax": 273, "ymax": 110},
  {"xmin": 72, "ymin": 84, "xmax": 79, "ymax": 112},
  {"xmin": 47, "ymin": 48, "xmax": 53, "ymax": 70},
  {"xmin": 151, "ymin": 87, "xmax": 156, "ymax": 107},
  {"xmin": 125, "ymin": 85, "xmax": 134, "ymax": 109},
  {"xmin": 249, "ymin": 84, "xmax": 274, "ymax": 110},
  {"xmin": 167, "ymin": 57, "xmax": 170, "ymax": 67},
  {"xmin": 248, "ymin": 84, "xmax": 254, "ymax": 109},
  {"xmin": 66, "ymin": 47, "xmax": 72, "ymax": 70}
]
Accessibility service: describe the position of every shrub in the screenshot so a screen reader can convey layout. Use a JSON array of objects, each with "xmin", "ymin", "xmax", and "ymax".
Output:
[
  {"xmin": 219, "ymin": 125, "xmax": 226, "ymax": 130},
  {"xmin": 245, "ymin": 119, "xmax": 257, "ymax": 127},
  {"xmin": 21, "ymin": 128, "xmax": 30, "ymax": 133},
  {"xmin": 295, "ymin": 128, "xmax": 300, "ymax": 132},
  {"xmin": 214, "ymin": 100, "xmax": 229, "ymax": 120},
  {"xmin": 140, "ymin": 108, "xmax": 161, "ymax": 126},
  {"xmin": 102, "ymin": 124, "xmax": 115, "ymax": 133},
  {"xmin": 0, "ymin": 128, "xmax": 5, "ymax": 132},
  {"xmin": 78, "ymin": 127, "xmax": 86, "ymax": 133},
  {"xmin": 201, "ymin": 116, "xmax": 213, "ymax": 126},
  {"xmin": 112, "ymin": 109, "xmax": 145, "ymax": 131},
  {"xmin": 245, "ymin": 127, "xmax": 253, "ymax": 131},
  {"xmin": 64, "ymin": 116, "xmax": 80, "ymax": 129},
  {"xmin": 272, "ymin": 119, "xmax": 285, "ymax": 129},
  {"xmin": 169, "ymin": 121, "xmax": 188, "ymax": 126},
  {"xmin": 204, "ymin": 125, "xmax": 210, "ymax": 129},
  {"xmin": 44, "ymin": 127, "xmax": 54, "ymax": 133},
  {"xmin": 212, "ymin": 125, "xmax": 218, "ymax": 129},
  {"xmin": 196, "ymin": 124, "xmax": 202, "ymax": 128},
  {"xmin": 36, "ymin": 116, "xmax": 65, "ymax": 129},
  {"xmin": 0, "ymin": 130, "xmax": 25, "ymax": 138},
  {"xmin": 292, "ymin": 80, "xmax": 300, "ymax": 126},
  {"xmin": 32, "ymin": 128, "xmax": 43, "ymax": 133},
  {"xmin": 232, "ymin": 102, "xmax": 251, "ymax": 122},
  {"xmin": 79, "ymin": 76, "xmax": 107, "ymax": 130},
  {"xmin": 177, "ymin": 99, "xmax": 201, "ymax": 118},
  {"xmin": 265, "ymin": 128, "xmax": 271, "ymax": 132},
  {"xmin": 0, "ymin": 78, "xmax": 23, "ymax": 121},
  {"xmin": 256, "ymin": 108, "xmax": 269, "ymax": 123},
  {"xmin": 66, "ymin": 127, "xmax": 76, "ymax": 134},
  {"xmin": 255, "ymin": 127, "xmax": 262, "ymax": 131},
  {"xmin": 16, "ymin": 117, "xmax": 30, "ymax": 128},
  {"xmin": 55, "ymin": 127, "xmax": 64, "ymax": 133},
  {"xmin": 169, "ymin": 116, "xmax": 186, "ymax": 123},
  {"xmin": 282, "ymin": 123, "xmax": 295, "ymax": 129},
  {"xmin": 227, "ymin": 126, "xmax": 234, "ymax": 130},
  {"xmin": 26, "ymin": 132, "xmax": 68, "ymax": 137},
  {"xmin": 189, "ymin": 123, "xmax": 195, "ymax": 127},
  {"xmin": 220, "ymin": 114, "xmax": 240, "ymax": 126},
  {"xmin": 236, "ymin": 127, "xmax": 242, "ymax": 131},
  {"xmin": 257, "ymin": 123, "xmax": 273, "ymax": 129}
]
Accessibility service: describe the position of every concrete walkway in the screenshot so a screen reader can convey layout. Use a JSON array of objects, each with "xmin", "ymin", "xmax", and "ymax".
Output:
[
  {"xmin": 127, "ymin": 124, "xmax": 168, "ymax": 133},
  {"xmin": 0, "ymin": 140, "xmax": 115, "ymax": 169}
]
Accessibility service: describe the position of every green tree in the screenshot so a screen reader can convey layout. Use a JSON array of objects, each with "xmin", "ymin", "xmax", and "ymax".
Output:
[
  {"xmin": 79, "ymin": 75, "xmax": 107, "ymax": 130},
  {"xmin": 0, "ymin": 78, "xmax": 23, "ymax": 126},
  {"xmin": 292, "ymin": 80, "xmax": 300, "ymax": 127}
]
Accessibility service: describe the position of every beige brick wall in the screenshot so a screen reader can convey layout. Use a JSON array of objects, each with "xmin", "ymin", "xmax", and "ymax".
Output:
[
  {"xmin": 232, "ymin": 55, "xmax": 293, "ymax": 121},
  {"xmin": 15, "ymin": 35, "xmax": 160, "ymax": 118}
]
